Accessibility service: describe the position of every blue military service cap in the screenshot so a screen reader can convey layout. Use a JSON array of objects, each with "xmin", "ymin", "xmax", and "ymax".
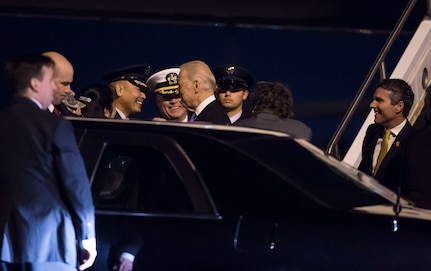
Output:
[
  {"xmin": 146, "ymin": 67, "xmax": 180, "ymax": 97},
  {"xmin": 212, "ymin": 64, "xmax": 254, "ymax": 92},
  {"xmin": 102, "ymin": 63, "xmax": 151, "ymax": 91}
]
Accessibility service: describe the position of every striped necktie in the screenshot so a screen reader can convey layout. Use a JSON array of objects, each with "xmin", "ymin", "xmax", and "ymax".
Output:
[{"xmin": 374, "ymin": 129, "xmax": 391, "ymax": 175}]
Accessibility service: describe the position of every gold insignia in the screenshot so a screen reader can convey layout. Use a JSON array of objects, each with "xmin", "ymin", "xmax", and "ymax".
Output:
[
  {"xmin": 166, "ymin": 72, "xmax": 178, "ymax": 85},
  {"xmin": 156, "ymin": 85, "xmax": 179, "ymax": 95}
]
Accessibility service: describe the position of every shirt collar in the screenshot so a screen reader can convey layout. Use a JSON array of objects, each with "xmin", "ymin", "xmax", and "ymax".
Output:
[
  {"xmin": 389, "ymin": 119, "xmax": 407, "ymax": 137},
  {"xmin": 115, "ymin": 107, "xmax": 128, "ymax": 119},
  {"xmin": 46, "ymin": 103, "xmax": 54, "ymax": 111},
  {"xmin": 229, "ymin": 110, "xmax": 243, "ymax": 123},
  {"xmin": 195, "ymin": 95, "xmax": 216, "ymax": 116}
]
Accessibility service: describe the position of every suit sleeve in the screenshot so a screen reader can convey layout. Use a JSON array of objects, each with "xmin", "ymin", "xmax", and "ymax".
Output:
[{"xmin": 53, "ymin": 118, "xmax": 96, "ymax": 242}]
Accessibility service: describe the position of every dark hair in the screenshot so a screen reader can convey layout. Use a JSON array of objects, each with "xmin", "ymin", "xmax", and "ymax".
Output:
[
  {"xmin": 4, "ymin": 53, "xmax": 54, "ymax": 96},
  {"xmin": 377, "ymin": 78, "xmax": 414, "ymax": 117},
  {"xmin": 79, "ymin": 83, "xmax": 113, "ymax": 118},
  {"xmin": 251, "ymin": 81, "xmax": 294, "ymax": 118}
]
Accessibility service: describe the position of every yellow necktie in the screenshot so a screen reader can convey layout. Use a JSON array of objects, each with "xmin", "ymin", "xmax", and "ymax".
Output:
[{"xmin": 374, "ymin": 129, "xmax": 391, "ymax": 175}]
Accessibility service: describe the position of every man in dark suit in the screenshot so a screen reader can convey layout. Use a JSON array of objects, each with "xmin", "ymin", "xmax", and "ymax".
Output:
[
  {"xmin": 213, "ymin": 64, "xmax": 254, "ymax": 124},
  {"xmin": 234, "ymin": 81, "xmax": 312, "ymax": 141},
  {"xmin": 0, "ymin": 54, "xmax": 97, "ymax": 271},
  {"xmin": 358, "ymin": 78, "xmax": 414, "ymax": 192},
  {"xmin": 178, "ymin": 60, "xmax": 231, "ymax": 125}
]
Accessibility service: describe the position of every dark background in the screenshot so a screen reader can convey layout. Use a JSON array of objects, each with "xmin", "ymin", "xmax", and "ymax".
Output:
[{"xmin": 0, "ymin": 0, "xmax": 427, "ymax": 155}]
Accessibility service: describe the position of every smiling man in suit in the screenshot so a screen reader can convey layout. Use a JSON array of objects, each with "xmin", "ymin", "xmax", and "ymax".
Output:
[{"xmin": 358, "ymin": 78, "xmax": 414, "ymax": 192}]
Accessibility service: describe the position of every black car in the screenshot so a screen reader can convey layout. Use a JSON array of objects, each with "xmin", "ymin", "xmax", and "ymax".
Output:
[{"xmin": 69, "ymin": 117, "xmax": 431, "ymax": 271}]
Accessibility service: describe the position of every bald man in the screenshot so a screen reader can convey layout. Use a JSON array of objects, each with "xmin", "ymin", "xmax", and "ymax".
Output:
[{"xmin": 42, "ymin": 51, "xmax": 74, "ymax": 115}]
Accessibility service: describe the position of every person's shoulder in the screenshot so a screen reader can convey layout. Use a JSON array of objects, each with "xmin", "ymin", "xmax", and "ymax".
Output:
[
  {"xmin": 403, "ymin": 124, "xmax": 431, "ymax": 153},
  {"xmin": 233, "ymin": 117, "xmax": 254, "ymax": 126},
  {"xmin": 367, "ymin": 122, "xmax": 379, "ymax": 129},
  {"xmin": 36, "ymin": 109, "xmax": 65, "ymax": 132},
  {"xmin": 279, "ymin": 118, "xmax": 310, "ymax": 130},
  {"xmin": 406, "ymin": 122, "xmax": 431, "ymax": 139},
  {"xmin": 404, "ymin": 120, "xmax": 413, "ymax": 130},
  {"xmin": 284, "ymin": 119, "xmax": 312, "ymax": 139},
  {"xmin": 11, "ymin": 98, "xmax": 58, "ymax": 121},
  {"xmin": 206, "ymin": 99, "xmax": 224, "ymax": 110},
  {"xmin": 8, "ymin": 102, "xmax": 64, "ymax": 134},
  {"xmin": 285, "ymin": 118, "xmax": 309, "ymax": 127},
  {"xmin": 360, "ymin": 123, "xmax": 376, "ymax": 142},
  {"xmin": 201, "ymin": 100, "xmax": 230, "ymax": 123},
  {"xmin": 364, "ymin": 123, "xmax": 381, "ymax": 134}
]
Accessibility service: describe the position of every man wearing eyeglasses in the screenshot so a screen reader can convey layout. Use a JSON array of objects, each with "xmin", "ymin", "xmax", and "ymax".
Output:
[{"xmin": 213, "ymin": 64, "xmax": 254, "ymax": 124}]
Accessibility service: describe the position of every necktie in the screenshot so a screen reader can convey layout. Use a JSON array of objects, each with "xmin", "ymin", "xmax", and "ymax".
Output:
[
  {"xmin": 374, "ymin": 129, "xmax": 391, "ymax": 175},
  {"xmin": 53, "ymin": 106, "xmax": 61, "ymax": 116},
  {"xmin": 189, "ymin": 112, "xmax": 197, "ymax": 122}
]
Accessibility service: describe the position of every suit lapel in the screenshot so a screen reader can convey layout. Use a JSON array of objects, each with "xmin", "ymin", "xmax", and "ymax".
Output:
[{"xmin": 378, "ymin": 122, "xmax": 411, "ymax": 173}]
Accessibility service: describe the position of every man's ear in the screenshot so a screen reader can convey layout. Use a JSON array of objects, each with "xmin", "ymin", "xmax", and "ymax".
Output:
[
  {"xmin": 395, "ymin": 100, "xmax": 404, "ymax": 114},
  {"xmin": 193, "ymin": 80, "xmax": 199, "ymax": 94},
  {"xmin": 114, "ymin": 83, "xmax": 123, "ymax": 96},
  {"xmin": 30, "ymin": 77, "xmax": 40, "ymax": 92},
  {"xmin": 243, "ymin": 90, "xmax": 249, "ymax": 100}
]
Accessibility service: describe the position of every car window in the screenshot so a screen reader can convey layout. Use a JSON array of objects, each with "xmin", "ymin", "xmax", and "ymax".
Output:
[{"xmin": 92, "ymin": 144, "xmax": 193, "ymax": 214}]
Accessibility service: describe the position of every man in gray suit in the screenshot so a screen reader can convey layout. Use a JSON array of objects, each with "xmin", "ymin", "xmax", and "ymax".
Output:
[
  {"xmin": 0, "ymin": 54, "xmax": 97, "ymax": 271},
  {"xmin": 234, "ymin": 81, "xmax": 312, "ymax": 141}
]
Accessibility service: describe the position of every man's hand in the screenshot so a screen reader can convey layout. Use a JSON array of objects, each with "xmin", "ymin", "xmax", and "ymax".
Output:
[{"xmin": 79, "ymin": 238, "xmax": 97, "ymax": 270}]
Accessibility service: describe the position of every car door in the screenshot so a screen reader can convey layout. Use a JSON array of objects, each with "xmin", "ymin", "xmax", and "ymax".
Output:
[{"xmin": 79, "ymin": 128, "xmax": 280, "ymax": 270}]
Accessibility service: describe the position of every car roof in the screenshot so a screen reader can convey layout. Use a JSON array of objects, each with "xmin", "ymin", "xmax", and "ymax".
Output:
[{"xmin": 68, "ymin": 117, "xmax": 431, "ymax": 221}]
